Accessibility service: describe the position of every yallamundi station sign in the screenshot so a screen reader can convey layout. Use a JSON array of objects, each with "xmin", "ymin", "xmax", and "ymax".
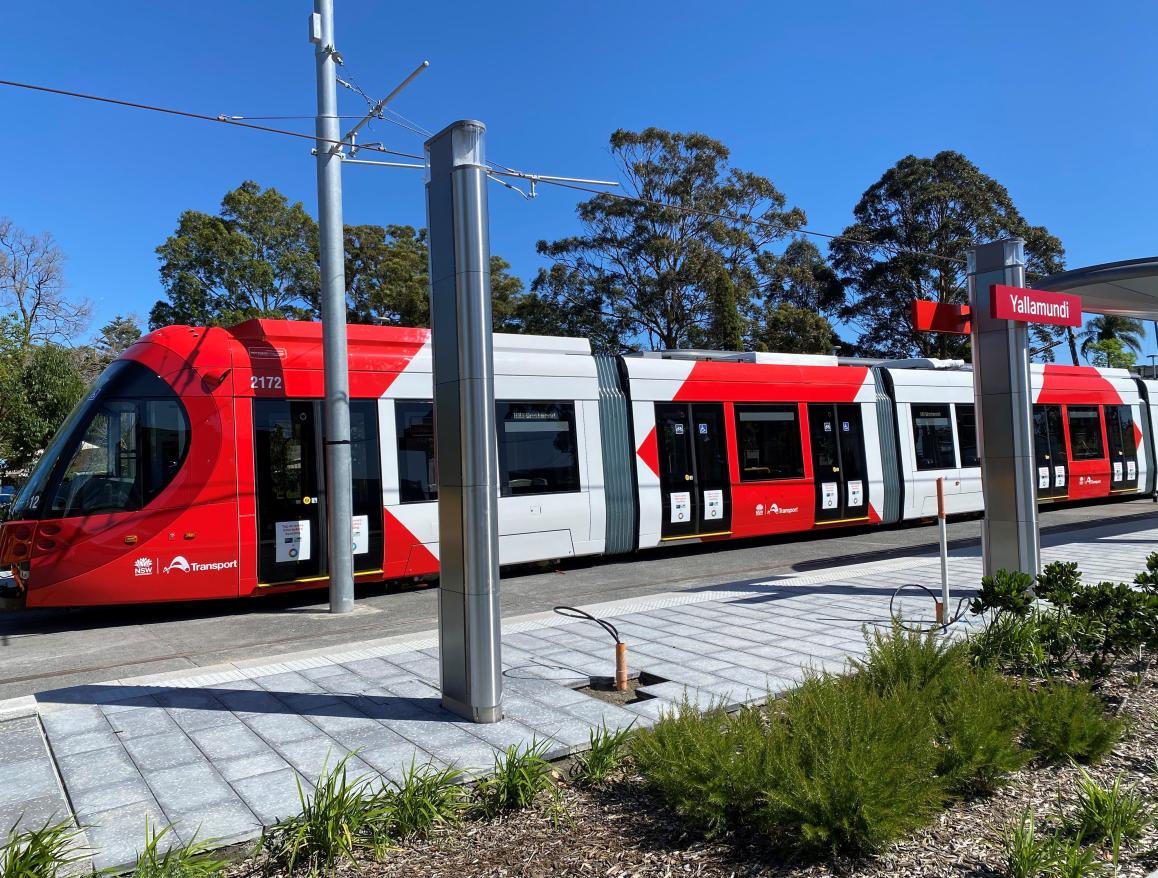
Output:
[{"xmin": 990, "ymin": 284, "xmax": 1082, "ymax": 327}]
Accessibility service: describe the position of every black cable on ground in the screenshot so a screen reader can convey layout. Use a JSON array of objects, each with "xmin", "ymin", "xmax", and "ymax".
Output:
[
  {"xmin": 888, "ymin": 583, "xmax": 971, "ymax": 634},
  {"xmin": 553, "ymin": 606, "xmax": 621, "ymax": 644}
]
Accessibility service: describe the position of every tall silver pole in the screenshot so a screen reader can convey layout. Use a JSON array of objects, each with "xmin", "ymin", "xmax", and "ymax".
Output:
[
  {"xmin": 425, "ymin": 120, "xmax": 503, "ymax": 723},
  {"xmin": 967, "ymin": 239, "xmax": 1040, "ymax": 578},
  {"xmin": 310, "ymin": 0, "xmax": 354, "ymax": 614}
]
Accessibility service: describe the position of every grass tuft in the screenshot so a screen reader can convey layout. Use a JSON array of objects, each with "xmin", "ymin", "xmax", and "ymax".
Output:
[
  {"xmin": 570, "ymin": 722, "xmax": 634, "ymax": 787},
  {"xmin": 259, "ymin": 751, "xmax": 384, "ymax": 874},
  {"xmin": 373, "ymin": 761, "xmax": 466, "ymax": 842},
  {"xmin": 0, "ymin": 819, "xmax": 87, "ymax": 878},
  {"xmin": 1000, "ymin": 809, "xmax": 1057, "ymax": 878},
  {"xmin": 475, "ymin": 740, "xmax": 558, "ymax": 819},
  {"xmin": 133, "ymin": 820, "xmax": 228, "ymax": 878},
  {"xmin": 1069, "ymin": 767, "xmax": 1151, "ymax": 866}
]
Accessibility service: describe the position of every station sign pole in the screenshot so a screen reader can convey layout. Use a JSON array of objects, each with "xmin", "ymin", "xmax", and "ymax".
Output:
[
  {"xmin": 966, "ymin": 239, "xmax": 1040, "ymax": 578},
  {"xmin": 424, "ymin": 120, "xmax": 503, "ymax": 723}
]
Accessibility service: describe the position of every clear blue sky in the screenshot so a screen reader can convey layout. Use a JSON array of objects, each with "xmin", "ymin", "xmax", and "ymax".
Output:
[{"xmin": 4, "ymin": 1, "xmax": 1158, "ymax": 360}]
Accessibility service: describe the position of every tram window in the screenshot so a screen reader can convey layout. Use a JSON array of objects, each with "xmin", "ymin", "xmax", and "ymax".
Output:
[
  {"xmin": 497, "ymin": 401, "xmax": 580, "ymax": 496},
  {"xmin": 911, "ymin": 404, "xmax": 955, "ymax": 470},
  {"xmin": 396, "ymin": 401, "xmax": 437, "ymax": 503},
  {"xmin": 736, "ymin": 405, "xmax": 804, "ymax": 481},
  {"xmin": 142, "ymin": 400, "xmax": 189, "ymax": 503},
  {"xmin": 1068, "ymin": 406, "xmax": 1105, "ymax": 460},
  {"xmin": 47, "ymin": 396, "xmax": 191, "ymax": 518},
  {"xmin": 1105, "ymin": 405, "xmax": 1137, "ymax": 455},
  {"xmin": 955, "ymin": 404, "xmax": 980, "ymax": 468},
  {"xmin": 350, "ymin": 401, "xmax": 382, "ymax": 512}
]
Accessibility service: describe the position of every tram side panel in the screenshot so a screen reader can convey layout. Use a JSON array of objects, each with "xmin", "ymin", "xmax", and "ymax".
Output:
[
  {"xmin": 885, "ymin": 367, "xmax": 983, "ymax": 520},
  {"xmin": 17, "ymin": 336, "xmax": 243, "ymax": 606},
  {"xmin": 1033, "ymin": 365, "xmax": 1146, "ymax": 500},
  {"xmin": 623, "ymin": 356, "xmax": 886, "ymax": 549},
  {"xmin": 379, "ymin": 335, "xmax": 608, "ymax": 578}
]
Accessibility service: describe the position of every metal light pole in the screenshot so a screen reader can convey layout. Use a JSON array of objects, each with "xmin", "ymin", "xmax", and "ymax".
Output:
[
  {"xmin": 309, "ymin": 0, "xmax": 354, "ymax": 614},
  {"xmin": 425, "ymin": 120, "xmax": 502, "ymax": 723}
]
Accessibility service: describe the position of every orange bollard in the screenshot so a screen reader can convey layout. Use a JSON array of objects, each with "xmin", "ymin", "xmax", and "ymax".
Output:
[{"xmin": 615, "ymin": 642, "xmax": 628, "ymax": 692}]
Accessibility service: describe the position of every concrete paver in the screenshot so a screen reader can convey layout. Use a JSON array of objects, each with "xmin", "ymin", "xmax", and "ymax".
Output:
[{"xmin": 0, "ymin": 515, "xmax": 1154, "ymax": 869}]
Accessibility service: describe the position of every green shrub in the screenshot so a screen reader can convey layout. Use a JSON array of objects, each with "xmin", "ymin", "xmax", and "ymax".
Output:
[
  {"xmin": 475, "ymin": 740, "xmax": 558, "ymax": 818},
  {"xmin": 972, "ymin": 569, "xmax": 1036, "ymax": 618},
  {"xmin": 1069, "ymin": 767, "xmax": 1151, "ymax": 866},
  {"xmin": 0, "ymin": 820, "xmax": 87, "ymax": 878},
  {"xmin": 937, "ymin": 667, "xmax": 1028, "ymax": 796},
  {"xmin": 260, "ymin": 752, "xmax": 384, "ymax": 873},
  {"xmin": 373, "ymin": 761, "xmax": 466, "ymax": 842},
  {"xmin": 134, "ymin": 821, "xmax": 228, "ymax": 878},
  {"xmin": 1036, "ymin": 561, "xmax": 1083, "ymax": 608},
  {"xmin": 570, "ymin": 722, "xmax": 634, "ymax": 786},
  {"xmin": 1132, "ymin": 551, "xmax": 1158, "ymax": 595},
  {"xmin": 757, "ymin": 675, "xmax": 945, "ymax": 857},
  {"xmin": 1020, "ymin": 682, "xmax": 1122, "ymax": 765},
  {"xmin": 1067, "ymin": 581, "xmax": 1158, "ymax": 677},
  {"xmin": 853, "ymin": 620, "xmax": 966, "ymax": 698},
  {"xmin": 1000, "ymin": 810, "xmax": 1056, "ymax": 878},
  {"xmin": 632, "ymin": 704, "xmax": 768, "ymax": 838},
  {"xmin": 970, "ymin": 611, "xmax": 1050, "ymax": 676}
]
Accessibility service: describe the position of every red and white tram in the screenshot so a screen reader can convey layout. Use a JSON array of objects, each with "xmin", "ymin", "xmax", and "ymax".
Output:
[{"xmin": 1, "ymin": 320, "xmax": 1153, "ymax": 607}]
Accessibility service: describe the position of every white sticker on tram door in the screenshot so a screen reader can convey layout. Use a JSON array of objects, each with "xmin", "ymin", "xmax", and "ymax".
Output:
[
  {"xmin": 703, "ymin": 489, "xmax": 724, "ymax": 521},
  {"xmin": 670, "ymin": 491, "xmax": 691, "ymax": 523},
  {"xmin": 1113, "ymin": 461, "xmax": 1123, "ymax": 482},
  {"xmin": 821, "ymin": 482, "xmax": 838, "ymax": 510},
  {"xmin": 847, "ymin": 480, "xmax": 863, "ymax": 508},
  {"xmin": 352, "ymin": 514, "xmax": 368, "ymax": 555},
  {"xmin": 1038, "ymin": 467, "xmax": 1050, "ymax": 489},
  {"xmin": 1128, "ymin": 461, "xmax": 1137, "ymax": 481},
  {"xmin": 275, "ymin": 520, "xmax": 311, "ymax": 563},
  {"xmin": 1054, "ymin": 466, "xmax": 1066, "ymax": 488}
]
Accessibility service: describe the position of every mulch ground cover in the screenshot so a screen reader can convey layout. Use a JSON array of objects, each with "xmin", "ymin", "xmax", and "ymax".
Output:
[{"xmin": 239, "ymin": 662, "xmax": 1158, "ymax": 878}]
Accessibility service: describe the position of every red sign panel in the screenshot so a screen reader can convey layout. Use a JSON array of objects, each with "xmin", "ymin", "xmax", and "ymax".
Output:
[
  {"xmin": 991, "ymin": 284, "xmax": 1081, "ymax": 328},
  {"xmin": 912, "ymin": 300, "xmax": 971, "ymax": 335}
]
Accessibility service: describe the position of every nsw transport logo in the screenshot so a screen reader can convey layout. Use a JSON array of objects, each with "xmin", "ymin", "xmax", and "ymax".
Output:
[{"xmin": 164, "ymin": 556, "xmax": 192, "ymax": 574}]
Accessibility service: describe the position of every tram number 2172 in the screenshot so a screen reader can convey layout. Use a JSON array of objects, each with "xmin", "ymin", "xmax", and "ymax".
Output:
[{"xmin": 250, "ymin": 375, "xmax": 284, "ymax": 390}]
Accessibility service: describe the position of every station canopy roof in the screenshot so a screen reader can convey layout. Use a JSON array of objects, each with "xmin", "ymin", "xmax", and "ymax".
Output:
[{"xmin": 1034, "ymin": 257, "xmax": 1158, "ymax": 319}]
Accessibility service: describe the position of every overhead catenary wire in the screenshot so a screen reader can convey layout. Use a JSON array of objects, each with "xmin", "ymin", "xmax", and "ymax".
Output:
[
  {"xmin": 0, "ymin": 78, "xmax": 424, "ymax": 160},
  {"xmin": 2, "ymin": 77, "xmax": 980, "ymax": 270}
]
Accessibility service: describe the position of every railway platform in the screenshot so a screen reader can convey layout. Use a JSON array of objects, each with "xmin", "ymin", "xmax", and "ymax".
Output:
[{"xmin": 0, "ymin": 513, "xmax": 1155, "ymax": 870}]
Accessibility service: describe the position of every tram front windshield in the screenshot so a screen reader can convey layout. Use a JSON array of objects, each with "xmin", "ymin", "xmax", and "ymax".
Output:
[{"xmin": 10, "ymin": 361, "xmax": 191, "ymax": 520}]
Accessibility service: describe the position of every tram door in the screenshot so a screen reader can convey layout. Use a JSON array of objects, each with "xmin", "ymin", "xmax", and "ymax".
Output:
[
  {"xmin": 254, "ymin": 400, "xmax": 384, "ymax": 586},
  {"xmin": 655, "ymin": 403, "xmax": 732, "ymax": 539},
  {"xmin": 1032, "ymin": 405, "xmax": 1068, "ymax": 499},
  {"xmin": 1104, "ymin": 405, "xmax": 1139, "ymax": 491},
  {"xmin": 807, "ymin": 404, "xmax": 869, "ymax": 523}
]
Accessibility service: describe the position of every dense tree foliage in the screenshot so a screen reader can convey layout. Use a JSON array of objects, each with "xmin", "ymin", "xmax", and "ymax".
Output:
[
  {"xmin": 534, "ymin": 128, "xmax": 806, "ymax": 352},
  {"xmin": 830, "ymin": 152, "xmax": 1066, "ymax": 360},
  {"xmin": 1079, "ymin": 315, "xmax": 1145, "ymax": 360},
  {"xmin": 149, "ymin": 182, "xmax": 320, "ymax": 328},
  {"xmin": 0, "ymin": 316, "xmax": 87, "ymax": 472},
  {"xmin": 755, "ymin": 302, "xmax": 837, "ymax": 354},
  {"xmin": 151, "ymin": 185, "xmax": 538, "ymax": 332},
  {"xmin": 1085, "ymin": 338, "xmax": 1136, "ymax": 369}
]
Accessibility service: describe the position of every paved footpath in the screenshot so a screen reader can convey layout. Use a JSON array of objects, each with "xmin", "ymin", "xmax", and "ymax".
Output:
[{"xmin": 0, "ymin": 516, "xmax": 1154, "ymax": 870}]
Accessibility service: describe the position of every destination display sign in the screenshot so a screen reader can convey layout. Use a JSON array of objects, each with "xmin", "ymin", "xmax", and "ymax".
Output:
[{"xmin": 990, "ymin": 284, "xmax": 1081, "ymax": 327}]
